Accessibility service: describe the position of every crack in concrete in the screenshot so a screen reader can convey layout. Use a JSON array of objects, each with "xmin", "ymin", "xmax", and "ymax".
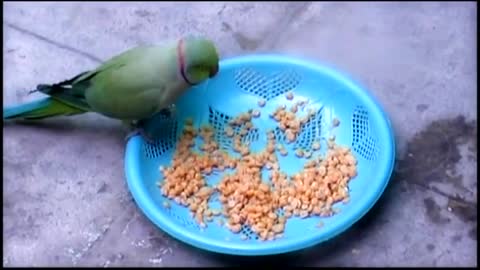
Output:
[
  {"xmin": 433, "ymin": 250, "xmax": 446, "ymax": 267},
  {"xmin": 4, "ymin": 21, "xmax": 103, "ymax": 64},
  {"xmin": 121, "ymin": 211, "xmax": 139, "ymax": 235},
  {"xmin": 68, "ymin": 217, "xmax": 114, "ymax": 266},
  {"xmin": 258, "ymin": 2, "xmax": 312, "ymax": 51},
  {"xmin": 399, "ymin": 177, "xmax": 476, "ymax": 207}
]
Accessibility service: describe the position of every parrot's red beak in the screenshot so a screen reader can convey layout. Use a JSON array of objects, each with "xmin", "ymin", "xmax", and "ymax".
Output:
[{"xmin": 209, "ymin": 64, "xmax": 219, "ymax": 78}]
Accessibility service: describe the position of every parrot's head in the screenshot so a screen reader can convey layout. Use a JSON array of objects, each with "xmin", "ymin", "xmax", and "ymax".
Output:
[{"xmin": 178, "ymin": 36, "xmax": 220, "ymax": 85}]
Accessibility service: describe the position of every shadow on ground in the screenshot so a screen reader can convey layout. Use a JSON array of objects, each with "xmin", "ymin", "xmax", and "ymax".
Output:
[{"xmin": 3, "ymin": 116, "xmax": 126, "ymax": 147}]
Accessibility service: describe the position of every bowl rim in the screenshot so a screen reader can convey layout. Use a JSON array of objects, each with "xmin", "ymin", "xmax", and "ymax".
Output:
[{"xmin": 124, "ymin": 54, "xmax": 396, "ymax": 256}]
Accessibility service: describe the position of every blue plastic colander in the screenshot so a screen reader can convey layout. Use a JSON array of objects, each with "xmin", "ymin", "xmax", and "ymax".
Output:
[{"xmin": 124, "ymin": 54, "xmax": 396, "ymax": 256}]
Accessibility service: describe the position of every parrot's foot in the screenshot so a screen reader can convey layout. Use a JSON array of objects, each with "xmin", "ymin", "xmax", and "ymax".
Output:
[
  {"xmin": 124, "ymin": 127, "xmax": 156, "ymax": 145},
  {"xmin": 124, "ymin": 129, "xmax": 141, "ymax": 142},
  {"xmin": 159, "ymin": 104, "xmax": 177, "ymax": 118}
]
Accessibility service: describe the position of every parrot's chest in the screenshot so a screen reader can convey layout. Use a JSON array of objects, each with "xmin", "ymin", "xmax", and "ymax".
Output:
[{"xmin": 157, "ymin": 82, "xmax": 190, "ymax": 109}]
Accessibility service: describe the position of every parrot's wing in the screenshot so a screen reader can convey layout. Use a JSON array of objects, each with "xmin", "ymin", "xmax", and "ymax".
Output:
[
  {"xmin": 35, "ymin": 45, "xmax": 169, "ymax": 115},
  {"xmin": 72, "ymin": 46, "xmax": 155, "ymax": 84},
  {"xmin": 39, "ymin": 47, "xmax": 154, "ymax": 111}
]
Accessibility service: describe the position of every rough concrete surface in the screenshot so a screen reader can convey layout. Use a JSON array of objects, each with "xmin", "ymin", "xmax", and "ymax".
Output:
[{"xmin": 3, "ymin": 1, "xmax": 477, "ymax": 267}]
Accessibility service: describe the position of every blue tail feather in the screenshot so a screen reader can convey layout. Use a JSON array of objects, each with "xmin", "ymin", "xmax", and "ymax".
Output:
[{"xmin": 3, "ymin": 97, "xmax": 53, "ymax": 119}]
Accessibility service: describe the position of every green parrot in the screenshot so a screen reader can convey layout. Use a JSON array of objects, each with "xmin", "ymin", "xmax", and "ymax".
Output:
[{"xmin": 3, "ymin": 36, "xmax": 220, "ymax": 142}]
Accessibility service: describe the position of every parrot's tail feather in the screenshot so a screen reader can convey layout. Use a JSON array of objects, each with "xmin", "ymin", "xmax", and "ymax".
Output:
[
  {"xmin": 27, "ymin": 84, "xmax": 54, "ymax": 95},
  {"xmin": 3, "ymin": 97, "xmax": 87, "ymax": 120},
  {"xmin": 36, "ymin": 84, "xmax": 51, "ymax": 91}
]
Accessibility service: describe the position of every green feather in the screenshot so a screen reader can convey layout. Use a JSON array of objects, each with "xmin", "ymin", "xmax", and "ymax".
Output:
[
  {"xmin": 4, "ymin": 36, "xmax": 220, "ymax": 126},
  {"xmin": 4, "ymin": 97, "xmax": 86, "ymax": 120}
]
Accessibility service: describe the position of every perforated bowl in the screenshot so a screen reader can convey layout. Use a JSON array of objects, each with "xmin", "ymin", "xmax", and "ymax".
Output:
[{"xmin": 124, "ymin": 54, "xmax": 395, "ymax": 256}]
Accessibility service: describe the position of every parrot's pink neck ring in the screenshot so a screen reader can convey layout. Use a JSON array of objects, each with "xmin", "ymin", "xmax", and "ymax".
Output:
[{"xmin": 177, "ymin": 39, "xmax": 195, "ymax": 86}]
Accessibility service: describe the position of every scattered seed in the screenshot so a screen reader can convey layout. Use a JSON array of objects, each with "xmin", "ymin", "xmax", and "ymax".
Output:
[
  {"xmin": 332, "ymin": 117, "xmax": 340, "ymax": 127},
  {"xmin": 252, "ymin": 110, "xmax": 261, "ymax": 118},
  {"xmin": 312, "ymin": 141, "xmax": 321, "ymax": 151},
  {"xmin": 285, "ymin": 91, "xmax": 294, "ymax": 100},
  {"xmin": 258, "ymin": 99, "xmax": 266, "ymax": 107},
  {"xmin": 163, "ymin": 201, "xmax": 171, "ymax": 209},
  {"xmin": 290, "ymin": 105, "xmax": 298, "ymax": 113},
  {"xmin": 225, "ymin": 126, "xmax": 234, "ymax": 137}
]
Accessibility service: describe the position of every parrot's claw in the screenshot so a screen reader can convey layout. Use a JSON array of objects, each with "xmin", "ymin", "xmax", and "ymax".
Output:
[
  {"xmin": 124, "ymin": 129, "xmax": 141, "ymax": 142},
  {"xmin": 158, "ymin": 104, "xmax": 177, "ymax": 119},
  {"xmin": 124, "ymin": 128, "xmax": 156, "ymax": 145},
  {"xmin": 142, "ymin": 134, "xmax": 157, "ymax": 145}
]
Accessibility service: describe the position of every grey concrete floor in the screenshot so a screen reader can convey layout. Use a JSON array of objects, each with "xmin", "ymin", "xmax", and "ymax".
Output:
[{"xmin": 3, "ymin": 1, "xmax": 477, "ymax": 267}]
